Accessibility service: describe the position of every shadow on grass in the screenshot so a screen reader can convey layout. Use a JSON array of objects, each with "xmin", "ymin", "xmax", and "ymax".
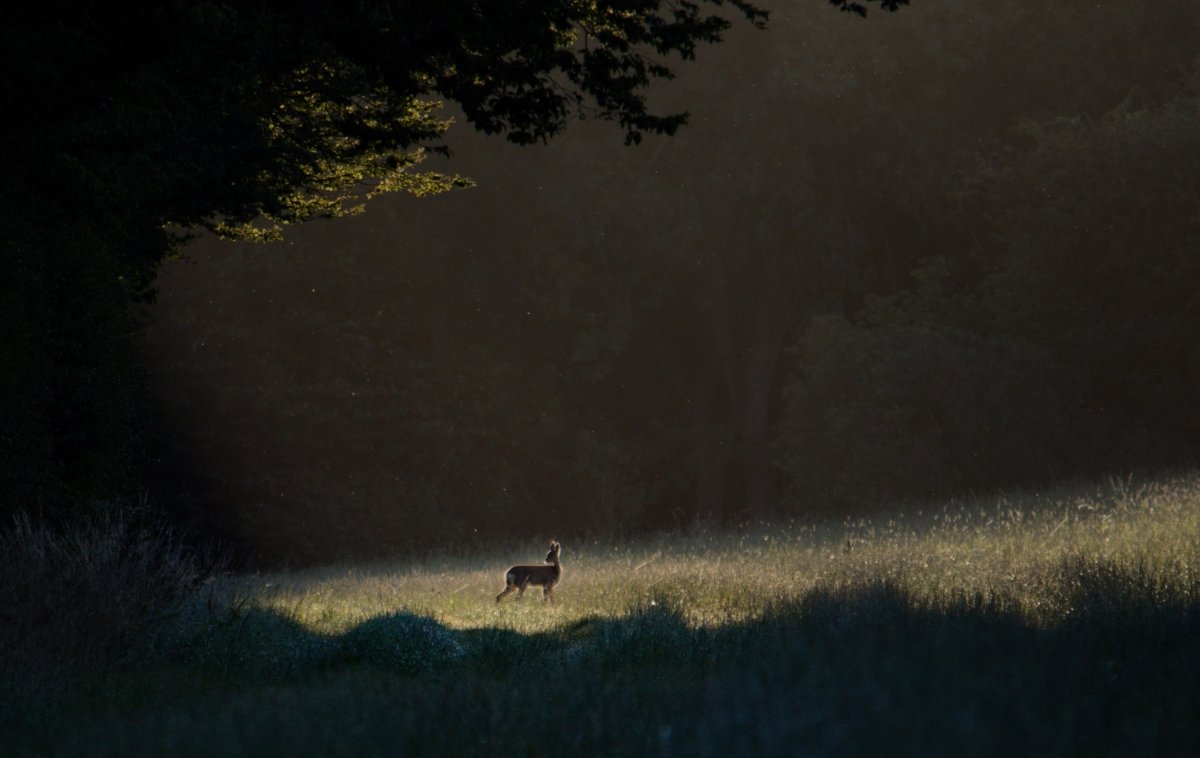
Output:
[
  {"xmin": 6, "ymin": 559, "xmax": 1200, "ymax": 756},
  {"xmin": 181, "ymin": 560, "xmax": 1200, "ymax": 686}
]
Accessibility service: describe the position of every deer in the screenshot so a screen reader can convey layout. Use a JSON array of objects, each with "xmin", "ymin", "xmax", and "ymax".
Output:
[{"xmin": 496, "ymin": 541, "xmax": 562, "ymax": 603}]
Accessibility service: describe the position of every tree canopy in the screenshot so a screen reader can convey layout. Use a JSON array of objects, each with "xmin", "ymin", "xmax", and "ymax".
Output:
[{"xmin": 5, "ymin": 1, "xmax": 774, "ymax": 240}]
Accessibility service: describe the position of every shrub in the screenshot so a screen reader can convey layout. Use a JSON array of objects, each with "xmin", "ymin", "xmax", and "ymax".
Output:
[{"xmin": 0, "ymin": 503, "xmax": 201, "ymax": 680}]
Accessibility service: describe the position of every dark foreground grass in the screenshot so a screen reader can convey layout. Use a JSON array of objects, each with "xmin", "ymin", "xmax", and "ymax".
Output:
[
  {"xmin": 5, "ymin": 571, "xmax": 1199, "ymax": 756},
  {"xmin": 3, "ymin": 477, "xmax": 1199, "ymax": 756},
  {"xmin": 9, "ymin": 580, "xmax": 1200, "ymax": 753}
]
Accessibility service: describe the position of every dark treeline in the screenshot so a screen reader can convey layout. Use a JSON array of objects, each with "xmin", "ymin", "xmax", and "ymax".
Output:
[
  {"xmin": 5, "ymin": 2, "xmax": 1199, "ymax": 565},
  {"xmin": 142, "ymin": 2, "xmax": 1200, "ymax": 564}
]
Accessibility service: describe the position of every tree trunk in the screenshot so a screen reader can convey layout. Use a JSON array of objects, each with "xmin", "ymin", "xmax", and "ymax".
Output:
[
  {"xmin": 740, "ymin": 353, "xmax": 775, "ymax": 520},
  {"xmin": 702, "ymin": 243, "xmax": 794, "ymax": 522},
  {"xmin": 692, "ymin": 360, "xmax": 728, "ymax": 523},
  {"xmin": 739, "ymin": 280, "xmax": 785, "ymax": 520}
]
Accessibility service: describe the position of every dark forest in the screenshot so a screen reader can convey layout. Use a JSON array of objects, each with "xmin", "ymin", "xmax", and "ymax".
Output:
[{"xmin": 138, "ymin": 2, "xmax": 1200, "ymax": 563}]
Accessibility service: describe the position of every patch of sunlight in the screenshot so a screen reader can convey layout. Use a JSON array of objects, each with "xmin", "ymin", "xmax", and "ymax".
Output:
[{"xmin": 207, "ymin": 473, "xmax": 1200, "ymax": 635}]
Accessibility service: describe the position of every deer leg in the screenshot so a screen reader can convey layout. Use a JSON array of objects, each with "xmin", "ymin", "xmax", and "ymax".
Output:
[
  {"xmin": 517, "ymin": 580, "xmax": 529, "ymax": 600},
  {"xmin": 496, "ymin": 584, "xmax": 516, "ymax": 603},
  {"xmin": 543, "ymin": 587, "xmax": 554, "ymax": 603}
]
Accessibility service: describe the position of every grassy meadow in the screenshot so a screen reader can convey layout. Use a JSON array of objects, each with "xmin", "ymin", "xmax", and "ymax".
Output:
[{"xmin": 3, "ymin": 475, "xmax": 1199, "ymax": 756}]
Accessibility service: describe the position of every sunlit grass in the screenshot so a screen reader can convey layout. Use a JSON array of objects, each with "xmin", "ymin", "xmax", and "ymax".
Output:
[{"xmin": 210, "ymin": 473, "xmax": 1199, "ymax": 638}]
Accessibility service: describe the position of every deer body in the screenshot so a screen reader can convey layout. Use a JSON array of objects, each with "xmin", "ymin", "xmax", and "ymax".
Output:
[{"xmin": 496, "ymin": 541, "xmax": 562, "ymax": 603}]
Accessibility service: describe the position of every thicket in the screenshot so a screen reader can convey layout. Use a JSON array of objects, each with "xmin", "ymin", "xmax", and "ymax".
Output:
[
  {"xmin": 0, "ymin": 505, "xmax": 202, "ymax": 685},
  {"xmin": 779, "ymin": 84, "xmax": 1200, "ymax": 507}
]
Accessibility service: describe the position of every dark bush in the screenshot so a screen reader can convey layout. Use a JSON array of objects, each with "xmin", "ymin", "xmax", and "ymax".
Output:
[{"xmin": 0, "ymin": 504, "xmax": 201, "ymax": 679}]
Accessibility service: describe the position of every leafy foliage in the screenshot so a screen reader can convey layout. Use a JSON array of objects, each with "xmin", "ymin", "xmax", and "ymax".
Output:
[
  {"xmin": 829, "ymin": 0, "xmax": 910, "ymax": 17},
  {"xmin": 778, "ymin": 78, "xmax": 1200, "ymax": 506}
]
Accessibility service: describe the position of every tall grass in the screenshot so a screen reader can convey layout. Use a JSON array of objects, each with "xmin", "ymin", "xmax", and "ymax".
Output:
[
  {"xmin": 0, "ymin": 504, "xmax": 201, "ymax": 680},
  {"xmin": 212, "ymin": 473, "xmax": 1198, "ymax": 634},
  {"xmin": 3, "ymin": 475, "xmax": 1198, "ymax": 756}
]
